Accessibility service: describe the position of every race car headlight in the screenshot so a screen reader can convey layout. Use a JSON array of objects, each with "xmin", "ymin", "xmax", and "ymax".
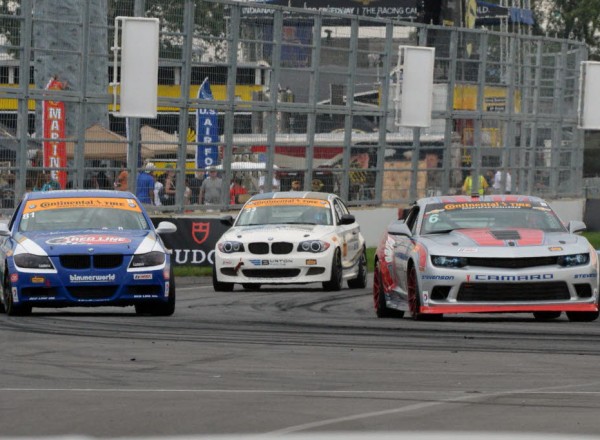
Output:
[
  {"xmin": 558, "ymin": 253, "xmax": 589, "ymax": 267},
  {"xmin": 13, "ymin": 253, "xmax": 53, "ymax": 269},
  {"xmin": 298, "ymin": 240, "xmax": 330, "ymax": 253},
  {"xmin": 130, "ymin": 251, "xmax": 165, "ymax": 268},
  {"xmin": 431, "ymin": 255, "xmax": 467, "ymax": 268},
  {"xmin": 218, "ymin": 241, "xmax": 245, "ymax": 253}
]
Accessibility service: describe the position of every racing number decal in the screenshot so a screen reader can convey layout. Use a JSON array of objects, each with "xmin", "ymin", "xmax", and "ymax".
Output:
[{"xmin": 342, "ymin": 241, "xmax": 348, "ymax": 257}]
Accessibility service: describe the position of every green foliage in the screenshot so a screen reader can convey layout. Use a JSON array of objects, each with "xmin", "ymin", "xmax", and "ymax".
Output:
[{"xmin": 583, "ymin": 231, "xmax": 600, "ymax": 249}]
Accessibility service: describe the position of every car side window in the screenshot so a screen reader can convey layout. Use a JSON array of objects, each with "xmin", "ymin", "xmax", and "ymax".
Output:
[
  {"xmin": 333, "ymin": 199, "xmax": 346, "ymax": 224},
  {"xmin": 8, "ymin": 200, "xmax": 22, "ymax": 231},
  {"xmin": 405, "ymin": 207, "xmax": 420, "ymax": 234}
]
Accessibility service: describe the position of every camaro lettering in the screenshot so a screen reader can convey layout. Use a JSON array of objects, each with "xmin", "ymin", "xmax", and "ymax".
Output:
[
  {"xmin": 69, "ymin": 274, "xmax": 116, "ymax": 283},
  {"xmin": 474, "ymin": 274, "xmax": 554, "ymax": 281}
]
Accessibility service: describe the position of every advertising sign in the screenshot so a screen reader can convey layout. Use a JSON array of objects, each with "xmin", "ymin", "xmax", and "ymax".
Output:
[
  {"xmin": 42, "ymin": 78, "xmax": 67, "ymax": 189},
  {"xmin": 195, "ymin": 78, "xmax": 220, "ymax": 170}
]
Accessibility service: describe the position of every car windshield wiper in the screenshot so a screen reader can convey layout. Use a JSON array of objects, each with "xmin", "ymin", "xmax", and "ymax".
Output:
[{"xmin": 424, "ymin": 228, "xmax": 455, "ymax": 235}]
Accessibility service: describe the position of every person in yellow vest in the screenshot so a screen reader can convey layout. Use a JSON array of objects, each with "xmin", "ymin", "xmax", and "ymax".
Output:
[{"xmin": 462, "ymin": 170, "xmax": 488, "ymax": 196}]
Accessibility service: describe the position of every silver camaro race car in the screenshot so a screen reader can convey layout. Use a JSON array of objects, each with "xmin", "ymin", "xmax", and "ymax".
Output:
[
  {"xmin": 213, "ymin": 191, "xmax": 367, "ymax": 291},
  {"xmin": 373, "ymin": 195, "xmax": 599, "ymax": 321}
]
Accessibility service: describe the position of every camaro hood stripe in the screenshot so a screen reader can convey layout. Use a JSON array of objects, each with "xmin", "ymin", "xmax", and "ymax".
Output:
[{"xmin": 455, "ymin": 228, "xmax": 545, "ymax": 246}]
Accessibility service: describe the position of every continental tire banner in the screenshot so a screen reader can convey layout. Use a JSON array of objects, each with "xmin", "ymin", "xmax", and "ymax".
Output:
[
  {"xmin": 239, "ymin": 0, "xmax": 419, "ymax": 21},
  {"xmin": 151, "ymin": 217, "xmax": 231, "ymax": 267}
]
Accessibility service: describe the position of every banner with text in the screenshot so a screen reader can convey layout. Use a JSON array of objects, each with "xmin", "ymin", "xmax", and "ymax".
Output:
[
  {"xmin": 42, "ymin": 78, "xmax": 67, "ymax": 188},
  {"xmin": 195, "ymin": 77, "xmax": 220, "ymax": 170}
]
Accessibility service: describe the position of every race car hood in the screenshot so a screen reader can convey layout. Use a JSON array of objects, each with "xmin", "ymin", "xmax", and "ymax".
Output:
[
  {"xmin": 224, "ymin": 224, "xmax": 331, "ymax": 242},
  {"xmin": 420, "ymin": 228, "xmax": 589, "ymax": 256},
  {"xmin": 13, "ymin": 230, "xmax": 157, "ymax": 256}
]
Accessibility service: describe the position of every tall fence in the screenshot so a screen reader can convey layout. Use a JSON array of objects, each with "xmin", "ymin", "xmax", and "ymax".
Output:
[{"xmin": 0, "ymin": 0, "xmax": 587, "ymax": 214}]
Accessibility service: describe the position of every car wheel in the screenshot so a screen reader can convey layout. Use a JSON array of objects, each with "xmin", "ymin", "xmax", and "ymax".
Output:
[
  {"xmin": 373, "ymin": 260, "xmax": 403, "ymax": 318},
  {"xmin": 3, "ymin": 272, "xmax": 31, "ymax": 316},
  {"xmin": 407, "ymin": 264, "xmax": 442, "ymax": 321},
  {"xmin": 533, "ymin": 311, "xmax": 562, "ymax": 321},
  {"xmin": 323, "ymin": 249, "xmax": 343, "ymax": 291},
  {"xmin": 212, "ymin": 264, "xmax": 234, "ymax": 292},
  {"xmin": 347, "ymin": 249, "xmax": 367, "ymax": 289},
  {"xmin": 566, "ymin": 311, "xmax": 600, "ymax": 322}
]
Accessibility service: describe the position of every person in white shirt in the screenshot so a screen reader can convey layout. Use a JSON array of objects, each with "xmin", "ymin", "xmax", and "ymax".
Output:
[
  {"xmin": 493, "ymin": 170, "xmax": 512, "ymax": 194},
  {"xmin": 258, "ymin": 172, "xmax": 281, "ymax": 193}
]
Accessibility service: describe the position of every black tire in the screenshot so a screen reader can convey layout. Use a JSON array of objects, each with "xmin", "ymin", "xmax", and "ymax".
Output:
[
  {"xmin": 407, "ymin": 264, "xmax": 442, "ymax": 321},
  {"xmin": 373, "ymin": 260, "xmax": 403, "ymax": 318},
  {"xmin": 212, "ymin": 264, "xmax": 234, "ymax": 292},
  {"xmin": 533, "ymin": 311, "xmax": 562, "ymax": 321},
  {"xmin": 242, "ymin": 283, "xmax": 261, "ymax": 291},
  {"xmin": 323, "ymin": 249, "xmax": 343, "ymax": 291},
  {"xmin": 3, "ymin": 272, "xmax": 31, "ymax": 316},
  {"xmin": 347, "ymin": 249, "xmax": 367, "ymax": 289},
  {"xmin": 135, "ymin": 268, "xmax": 176, "ymax": 316},
  {"xmin": 566, "ymin": 311, "xmax": 600, "ymax": 322}
]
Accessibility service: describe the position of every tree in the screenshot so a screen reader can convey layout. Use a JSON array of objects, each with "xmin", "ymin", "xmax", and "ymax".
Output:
[{"xmin": 531, "ymin": 0, "xmax": 600, "ymax": 59}]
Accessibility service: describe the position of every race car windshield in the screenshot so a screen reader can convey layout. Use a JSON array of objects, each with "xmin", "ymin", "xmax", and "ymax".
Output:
[
  {"xmin": 421, "ymin": 202, "xmax": 567, "ymax": 235},
  {"xmin": 236, "ymin": 202, "xmax": 332, "ymax": 226},
  {"xmin": 19, "ymin": 207, "xmax": 149, "ymax": 232}
]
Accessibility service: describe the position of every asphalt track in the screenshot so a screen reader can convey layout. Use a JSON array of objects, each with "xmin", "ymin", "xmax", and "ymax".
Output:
[{"xmin": 2, "ymin": 277, "xmax": 600, "ymax": 438}]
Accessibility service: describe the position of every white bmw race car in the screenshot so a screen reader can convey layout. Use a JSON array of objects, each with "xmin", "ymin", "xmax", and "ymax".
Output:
[
  {"xmin": 373, "ymin": 195, "xmax": 600, "ymax": 321},
  {"xmin": 213, "ymin": 191, "xmax": 367, "ymax": 291}
]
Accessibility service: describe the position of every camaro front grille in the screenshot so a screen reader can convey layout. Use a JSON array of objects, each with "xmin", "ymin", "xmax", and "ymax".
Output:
[
  {"xmin": 467, "ymin": 256, "xmax": 557, "ymax": 269},
  {"xmin": 248, "ymin": 242, "xmax": 293, "ymax": 255},
  {"xmin": 457, "ymin": 281, "xmax": 570, "ymax": 302},
  {"xmin": 59, "ymin": 254, "xmax": 124, "ymax": 269}
]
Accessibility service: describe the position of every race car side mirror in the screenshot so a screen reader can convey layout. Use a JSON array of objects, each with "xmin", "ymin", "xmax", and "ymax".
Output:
[
  {"xmin": 220, "ymin": 215, "xmax": 234, "ymax": 226},
  {"xmin": 567, "ymin": 220, "xmax": 587, "ymax": 234},
  {"xmin": 339, "ymin": 214, "xmax": 355, "ymax": 225},
  {"xmin": 155, "ymin": 221, "xmax": 177, "ymax": 234},
  {"xmin": 0, "ymin": 223, "xmax": 9, "ymax": 236},
  {"xmin": 388, "ymin": 221, "xmax": 412, "ymax": 237}
]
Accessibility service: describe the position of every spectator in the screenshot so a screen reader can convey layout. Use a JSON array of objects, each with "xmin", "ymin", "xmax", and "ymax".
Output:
[
  {"xmin": 311, "ymin": 178, "xmax": 324, "ymax": 192},
  {"xmin": 41, "ymin": 172, "xmax": 60, "ymax": 191},
  {"xmin": 162, "ymin": 166, "xmax": 176, "ymax": 205},
  {"xmin": 462, "ymin": 170, "xmax": 488, "ymax": 196},
  {"xmin": 188, "ymin": 171, "xmax": 203, "ymax": 204},
  {"xmin": 136, "ymin": 163, "xmax": 155, "ymax": 205},
  {"xmin": 230, "ymin": 177, "xmax": 248, "ymax": 204},
  {"xmin": 96, "ymin": 164, "xmax": 111, "ymax": 189},
  {"xmin": 200, "ymin": 167, "xmax": 222, "ymax": 205},
  {"xmin": 493, "ymin": 170, "xmax": 512, "ymax": 194},
  {"xmin": 154, "ymin": 173, "xmax": 165, "ymax": 207},
  {"xmin": 291, "ymin": 180, "xmax": 302, "ymax": 191},
  {"xmin": 114, "ymin": 162, "xmax": 128, "ymax": 191},
  {"xmin": 258, "ymin": 171, "xmax": 281, "ymax": 193}
]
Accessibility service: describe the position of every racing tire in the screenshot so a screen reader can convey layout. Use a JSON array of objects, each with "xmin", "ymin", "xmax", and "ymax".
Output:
[
  {"xmin": 566, "ymin": 311, "xmax": 600, "ymax": 322},
  {"xmin": 347, "ymin": 249, "xmax": 368, "ymax": 289},
  {"xmin": 323, "ymin": 249, "xmax": 343, "ymax": 291},
  {"xmin": 533, "ymin": 311, "xmax": 562, "ymax": 321},
  {"xmin": 242, "ymin": 283, "xmax": 261, "ymax": 291},
  {"xmin": 407, "ymin": 264, "xmax": 442, "ymax": 321},
  {"xmin": 373, "ymin": 260, "xmax": 403, "ymax": 318},
  {"xmin": 135, "ymin": 269, "xmax": 176, "ymax": 316},
  {"xmin": 212, "ymin": 264, "xmax": 234, "ymax": 292},
  {"xmin": 3, "ymin": 272, "xmax": 31, "ymax": 316}
]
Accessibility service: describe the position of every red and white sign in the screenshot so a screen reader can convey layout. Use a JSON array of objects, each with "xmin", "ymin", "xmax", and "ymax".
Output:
[{"xmin": 42, "ymin": 78, "xmax": 67, "ymax": 189}]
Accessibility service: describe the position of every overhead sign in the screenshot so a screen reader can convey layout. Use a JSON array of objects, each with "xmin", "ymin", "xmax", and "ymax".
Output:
[{"xmin": 238, "ymin": 0, "xmax": 420, "ymax": 21}]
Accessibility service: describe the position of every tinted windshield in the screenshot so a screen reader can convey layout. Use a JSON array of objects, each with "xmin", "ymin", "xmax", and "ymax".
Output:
[
  {"xmin": 236, "ymin": 198, "xmax": 333, "ymax": 226},
  {"xmin": 421, "ymin": 201, "xmax": 566, "ymax": 234},
  {"xmin": 19, "ymin": 197, "xmax": 149, "ymax": 232}
]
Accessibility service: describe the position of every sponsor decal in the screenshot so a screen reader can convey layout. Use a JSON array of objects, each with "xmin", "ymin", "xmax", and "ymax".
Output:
[
  {"xmin": 474, "ymin": 274, "xmax": 554, "ymax": 281},
  {"xmin": 192, "ymin": 222, "xmax": 210, "ymax": 245},
  {"xmin": 343, "ymin": 242, "xmax": 348, "ymax": 257},
  {"xmin": 10, "ymin": 273, "xmax": 18, "ymax": 283},
  {"xmin": 23, "ymin": 198, "xmax": 141, "ymax": 214},
  {"xmin": 549, "ymin": 246, "xmax": 563, "ymax": 251},
  {"xmin": 306, "ymin": 259, "xmax": 317, "ymax": 265},
  {"xmin": 244, "ymin": 198, "xmax": 330, "ymax": 209},
  {"xmin": 133, "ymin": 273, "xmax": 153, "ymax": 280},
  {"xmin": 31, "ymin": 276, "xmax": 45, "ymax": 283},
  {"xmin": 28, "ymin": 296, "xmax": 56, "ymax": 301},
  {"xmin": 42, "ymin": 78, "xmax": 67, "ymax": 188},
  {"xmin": 69, "ymin": 274, "xmax": 116, "ymax": 283},
  {"xmin": 11, "ymin": 287, "xmax": 18, "ymax": 302},
  {"xmin": 444, "ymin": 201, "xmax": 532, "ymax": 210},
  {"xmin": 574, "ymin": 273, "xmax": 597, "ymax": 279},
  {"xmin": 249, "ymin": 258, "xmax": 293, "ymax": 266},
  {"xmin": 423, "ymin": 291, "xmax": 429, "ymax": 304},
  {"xmin": 165, "ymin": 281, "xmax": 169, "ymax": 297},
  {"xmin": 422, "ymin": 275, "xmax": 455, "ymax": 280},
  {"xmin": 458, "ymin": 248, "xmax": 478, "ymax": 253},
  {"xmin": 46, "ymin": 235, "xmax": 131, "ymax": 245}
]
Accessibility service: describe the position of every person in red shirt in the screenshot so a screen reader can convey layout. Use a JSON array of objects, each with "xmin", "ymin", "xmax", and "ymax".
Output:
[{"xmin": 230, "ymin": 177, "xmax": 248, "ymax": 204}]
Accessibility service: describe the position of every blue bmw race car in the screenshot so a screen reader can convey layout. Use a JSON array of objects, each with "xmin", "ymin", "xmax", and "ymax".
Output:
[{"xmin": 0, "ymin": 190, "xmax": 177, "ymax": 316}]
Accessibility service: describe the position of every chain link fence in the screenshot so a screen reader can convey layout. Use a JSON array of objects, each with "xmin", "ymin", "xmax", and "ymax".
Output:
[{"xmin": 0, "ymin": 0, "xmax": 587, "ymax": 214}]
